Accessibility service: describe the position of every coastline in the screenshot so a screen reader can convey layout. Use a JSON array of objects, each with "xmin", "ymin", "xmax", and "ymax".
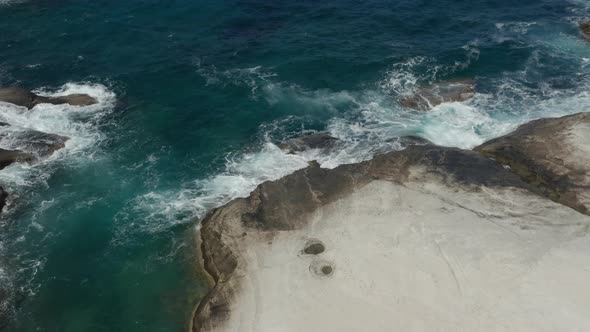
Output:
[{"xmin": 191, "ymin": 112, "xmax": 590, "ymax": 332}]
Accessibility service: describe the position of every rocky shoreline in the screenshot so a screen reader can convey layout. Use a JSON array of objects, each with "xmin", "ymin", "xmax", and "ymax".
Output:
[{"xmin": 192, "ymin": 112, "xmax": 590, "ymax": 332}]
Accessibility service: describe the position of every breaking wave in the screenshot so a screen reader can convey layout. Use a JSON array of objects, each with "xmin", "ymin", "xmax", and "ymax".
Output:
[
  {"xmin": 131, "ymin": 14, "xmax": 590, "ymax": 230},
  {"xmin": 0, "ymin": 82, "xmax": 116, "ymax": 313},
  {"xmin": 0, "ymin": 83, "xmax": 116, "ymax": 194}
]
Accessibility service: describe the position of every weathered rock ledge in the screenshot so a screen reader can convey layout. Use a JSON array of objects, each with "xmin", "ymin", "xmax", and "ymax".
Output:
[
  {"xmin": 192, "ymin": 113, "xmax": 590, "ymax": 332},
  {"xmin": 476, "ymin": 112, "xmax": 590, "ymax": 215}
]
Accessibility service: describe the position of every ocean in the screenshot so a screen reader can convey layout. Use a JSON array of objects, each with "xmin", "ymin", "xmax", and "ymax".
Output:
[{"xmin": 1, "ymin": 0, "xmax": 589, "ymax": 331}]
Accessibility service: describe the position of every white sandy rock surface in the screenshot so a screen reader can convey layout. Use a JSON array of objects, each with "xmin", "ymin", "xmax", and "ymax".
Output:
[{"xmin": 193, "ymin": 144, "xmax": 590, "ymax": 332}]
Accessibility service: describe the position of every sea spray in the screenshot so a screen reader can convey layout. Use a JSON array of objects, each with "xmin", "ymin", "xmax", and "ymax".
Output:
[{"xmin": 131, "ymin": 19, "xmax": 590, "ymax": 226}]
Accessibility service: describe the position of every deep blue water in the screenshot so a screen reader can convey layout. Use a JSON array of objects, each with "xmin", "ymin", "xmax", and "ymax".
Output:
[{"xmin": 0, "ymin": 0, "xmax": 589, "ymax": 331}]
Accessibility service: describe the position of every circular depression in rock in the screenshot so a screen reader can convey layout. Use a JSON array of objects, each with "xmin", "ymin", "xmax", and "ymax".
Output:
[
  {"xmin": 310, "ymin": 259, "xmax": 335, "ymax": 277},
  {"xmin": 303, "ymin": 239, "xmax": 325, "ymax": 255}
]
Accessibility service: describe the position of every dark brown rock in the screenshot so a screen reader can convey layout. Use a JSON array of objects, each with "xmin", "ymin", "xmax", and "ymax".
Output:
[
  {"xmin": 400, "ymin": 79, "xmax": 476, "ymax": 111},
  {"xmin": 0, "ymin": 88, "xmax": 37, "ymax": 109},
  {"xmin": 37, "ymin": 94, "xmax": 97, "ymax": 107},
  {"xmin": 278, "ymin": 132, "xmax": 338, "ymax": 154},
  {"xmin": 475, "ymin": 112, "xmax": 590, "ymax": 215},
  {"xmin": 1, "ymin": 130, "xmax": 69, "ymax": 158},
  {"xmin": 0, "ymin": 87, "xmax": 97, "ymax": 109},
  {"xmin": 0, "ymin": 148, "xmax": 34, "ymax": 169}
]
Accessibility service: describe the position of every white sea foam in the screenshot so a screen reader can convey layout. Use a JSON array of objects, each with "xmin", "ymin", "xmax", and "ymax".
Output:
[
  {"xmin": 0, "ymin": 0, "xmax": 26, "ymax": 6},
  {"xmin": 195, "ymin": 60, "xmax": 277, "ymax": 98},
  {"xmin": 0, "ymin": 82, "xmax": 116, "ymax": 195},
  {"xmin": 0, "ymin": 82, "xmax": 115, "ymax": 308},
  {"xmin": 133, "ymin": 17, "xmax": 590, "ymax": 232}
]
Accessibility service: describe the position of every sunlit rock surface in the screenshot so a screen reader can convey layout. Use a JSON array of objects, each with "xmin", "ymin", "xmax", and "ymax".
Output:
[{"xmin": 193, "ymin": 144, "xmax": 590, "ymax": 332}]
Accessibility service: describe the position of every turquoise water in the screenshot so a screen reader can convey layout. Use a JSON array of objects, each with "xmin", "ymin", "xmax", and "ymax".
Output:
[{"xmin": 1, "ymin": 0, "xmax": 590, "ymax": 331}]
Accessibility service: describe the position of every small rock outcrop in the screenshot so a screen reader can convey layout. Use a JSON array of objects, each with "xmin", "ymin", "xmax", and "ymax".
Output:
[
  {"xmin": 0, "ymin": 148, "xmax": 34, "ymax": 170},
  {"xmin": 0, "ymin": 87, "xmax": 97, "ymax": 109},
  {"xmin": 278, "ymin": 132, "xmax": 338, "ymax": 154},
  {"xmin": 475, "ymin": 112, "xmax": 590, "ymax": 215},
  {"xmin": 36, "ymin": 94, "xmax": 97, "ymax": 107},
  {"xmin": 580, "ymin": 21, "xmax": 590, "ymax": 40},
  {"xmin": 0, "ymin": 88, "xmax": 37, "ymax": 109},
  {"xmin": 400, "ymin": 79, "xmax": 475, "ymax": 111},
  {"xmin": 1, "ymin": 130, "xmax": 69, "ymax": 158},
  {"xmin": 0, "ymin": 129, "xmax": 68, "ymax": 215}
]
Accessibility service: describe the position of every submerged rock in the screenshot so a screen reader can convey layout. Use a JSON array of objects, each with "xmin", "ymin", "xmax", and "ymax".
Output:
[
  {"xmin": 475, "ymin": 112, "xmax": 590, "ymax": 215},
  {"xmin": 580, "ymin": 21, "xmax": 590, "ymax": 40},
  {"xmin": 0, "ymin": 87, "xmax": 97, "ymax": 109},
  {"xmin": 399, "ymin": 79, "xmax": 475, "ymax": 111},
  {"xmin": 278, "ymin": 132, "xmax": 338, "ymax": 154},
  {"xmin": 193, "ymin": 140, "xmax": 590, "ymax": 332}
]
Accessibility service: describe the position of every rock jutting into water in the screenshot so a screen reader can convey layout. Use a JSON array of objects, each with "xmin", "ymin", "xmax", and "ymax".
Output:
[
  {"xmin": 580, "ymin": 20, "xmax": 590, "ymax": 40},
  {"xmin": 476, "ymin": 112, "xmax": 590, "ymax": 215},
  {"xmin": 0, "ymin": 148, "xmax": 32, "ymax": 213},
  {"xmin": 0, "ymin": 130, "xmax": 70, "ymax": 158},
  {"xmin": 399, "ymin": 78, "xmax": 476, "ymax": 111},
  {"xmin": 0, "ymin": 87, "xmax": 97, "ymax": 109},
  {"xmin": 0, "ymin": 128, "xmax": 70, "ymax": 214},
  {"xmin": 0, "ymin": 148, "xmax": 34, "ymax": 170},
  {"xmin": 278, "ymin": 132, "xmax": 339, "ymax": 154},
  {"xmin": 192, "ymin": 113, "xmax": 590, "ymax": 332}
]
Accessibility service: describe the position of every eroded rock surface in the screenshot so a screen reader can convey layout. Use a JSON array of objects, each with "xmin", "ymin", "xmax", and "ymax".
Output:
[
  {"xmin": 278, "ymin": 132, "xmax": 338, "ymax": 154},
  {"xmin": 193, "ymin": 143, "xmax": 590, "ymax": 332},
  {"xmin": 400, "ymin": 79, "xmax": 475, "ymax": 111},
  {"xmin": 0, "ymin": 87, "xmax": 97, "ymax": 109},
  {"xmin": 476, "ymin": 112, "xmax": 590, "ymax": 215}
]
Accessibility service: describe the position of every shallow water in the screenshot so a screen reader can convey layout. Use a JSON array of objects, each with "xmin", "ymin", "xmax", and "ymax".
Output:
[{"xmin": 1, "ymin": 0, "xmax": 590, "ymax": 331}]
